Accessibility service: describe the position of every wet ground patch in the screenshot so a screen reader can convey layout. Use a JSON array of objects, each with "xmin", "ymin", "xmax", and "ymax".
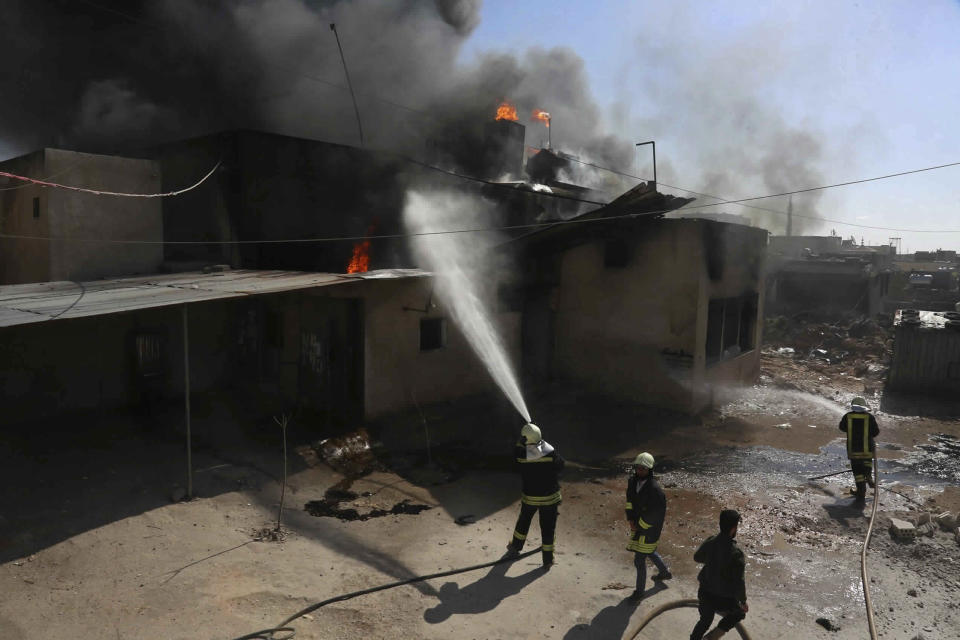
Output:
[{"xmin": 304, "ymin": 497, "xmax": 432, "ymax": 521}]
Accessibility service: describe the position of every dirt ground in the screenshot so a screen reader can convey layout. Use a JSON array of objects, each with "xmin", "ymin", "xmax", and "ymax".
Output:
[{"xmin": 3, "ymin": 322, "xmax": 960, "ymax": 639}]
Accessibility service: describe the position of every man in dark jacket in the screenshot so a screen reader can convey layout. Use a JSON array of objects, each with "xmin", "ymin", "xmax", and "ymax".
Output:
[
  {"xmin": 506, "ymin": 423, "xmax": 564, "ymax": 566},
  {"xmin": 690, "ymin": 509, "xmax": 748, "ymax": 640},
  {"xmin": 839, "ymin": 396, "xmax": 880, "ymax": 501},
  {"xmin": 625, "ymin": 452, "xmax": 671, "ymax": 602}
]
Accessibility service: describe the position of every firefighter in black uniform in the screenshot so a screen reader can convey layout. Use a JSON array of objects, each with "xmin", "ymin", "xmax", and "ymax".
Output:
[
  {"xmin": 690, "ymin": 509, "xmax": 748, "ymax": 640},
  {"xmin": 838, "ymin": 395, "xmax": 880, "ymax": 501},
  {"xmin": 625, "ymin": 452, "xmax": 671, "ymax": 602},
  {"xmin": 506, "ymin": 423, "xmax": 564, "ymax": 566}
]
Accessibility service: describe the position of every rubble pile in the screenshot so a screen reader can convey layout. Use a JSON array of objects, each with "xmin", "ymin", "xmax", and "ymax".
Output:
[{"xmin": 763, "ymin": 315, "xmax": 893, "ymax": 389}]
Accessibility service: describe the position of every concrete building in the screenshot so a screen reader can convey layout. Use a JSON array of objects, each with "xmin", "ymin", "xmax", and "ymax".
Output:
[
  {"xmin": 0, "ymin": 149, "xmax": 162, "ymax": 285},
  {"xmin": 766, "ymin": 235, "xmax": 892, "ymax": 317},
  {"xmin": 888, "ymin": 309, "xmax": 960, "ymax": 395},
  {"xmin": 0, "ymin": 269, "xmax": 519, "ymax": 429},
  {"xmin": 506, "ymin": 183, "xmax": 767, "ymax": 413}
]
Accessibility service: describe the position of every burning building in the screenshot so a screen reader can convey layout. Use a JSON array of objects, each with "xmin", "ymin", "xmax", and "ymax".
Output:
[{"xmin": 504, "ymin": 182, "xmax": 768, "ymax": 413}]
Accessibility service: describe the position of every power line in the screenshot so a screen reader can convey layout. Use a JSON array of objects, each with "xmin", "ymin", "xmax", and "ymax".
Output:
[
  {"xmin": 0, "ymin": 160, "xmax": 221, "ymax": 197},
  {"xmin": 549, "ymin": 149, "xmax": 960, "ymax": 232}
]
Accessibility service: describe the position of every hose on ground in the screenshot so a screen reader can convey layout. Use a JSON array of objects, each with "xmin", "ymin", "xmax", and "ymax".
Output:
[
  {"xmin": 860, "ymin": 452, "xmax": 880, "ymax": 640},
  {"xmin": 624, "ymin": 598, "xmax": 752, "ymax": 640},
  {"xmin": 228, "ymin": 548, "xmax": 541, "ymax": 640}
]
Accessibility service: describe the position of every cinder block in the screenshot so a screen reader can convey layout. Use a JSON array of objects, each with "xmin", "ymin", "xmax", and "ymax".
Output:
[
  {"xmin": 912, "ymin": 512, "xmax": 932, "ymax": 526},
  {"xmin": 936, "ymin": 512, "xmax": 956, "ymax": 531},
  {"xmin": 890, "ymin": 518, "xmax": 916, "ymax": 540}
]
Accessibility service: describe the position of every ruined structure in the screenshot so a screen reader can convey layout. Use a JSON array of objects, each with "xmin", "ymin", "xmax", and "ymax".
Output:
[{"xmin": 507, "ymin": 183, "xmax": 767, "ymax": 413}]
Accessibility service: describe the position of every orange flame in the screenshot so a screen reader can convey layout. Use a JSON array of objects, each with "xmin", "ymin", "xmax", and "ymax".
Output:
[
  {"xmin": 532, "ymin": 109, "xmax": 550, "ymax": 127},
  {"xmin": 347, "ymin": 239, "xmax": 370, "ymax": 273},
  {"xmin": 495, "ymin": 100, "xmax": 518, "ymax": 122}
]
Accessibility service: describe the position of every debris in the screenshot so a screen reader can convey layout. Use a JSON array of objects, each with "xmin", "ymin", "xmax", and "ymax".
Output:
[
  {"xmin": 776, "ymin": 347, "xmax": 795, "ymax": 355},
  {"xmin": 815, "ymin": 616, "xmax": 840, "ymax": 631},
  {"xmin": 454, "ymin": 514, "xmax": 476, "ymax": 526},
  {"xmin": 890, "ymin": 518, "xmax": 917, "ymax": 540},
  {"xmin": 907, "ymin": 588, "xmax": 918, "ymax": 597},
  {"xmin": 774, "ymin": 423, "xmax": 791, "ymax": 430},
  {"xmin": 169, "ymin": 486, "xmax": 187, "ymax": 503},
  {"xmin": 935, "ymin": 512, "xmax": 956, "ymax": 531},
  {"xmin": 601, "ymin": 582, "xmax": 631, "ymax": 591}
]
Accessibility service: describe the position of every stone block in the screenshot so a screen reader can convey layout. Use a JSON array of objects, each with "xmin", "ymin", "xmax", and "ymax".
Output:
[
  {"xmin": 890, "ymin": 518, "xmax": 916, "ymax": 540},
  {"xmin": 936, "ymin": 512, "xmax": 956, "ymax": 531},
  {"xmin": 912, "ymin": 512, "xmax": 931, "ymax": 526}
]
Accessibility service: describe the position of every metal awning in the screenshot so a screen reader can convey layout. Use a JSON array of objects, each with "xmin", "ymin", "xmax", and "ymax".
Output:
[{"xmin": 0, "ymin": 268, "xmax": 428, "ymax": 328}]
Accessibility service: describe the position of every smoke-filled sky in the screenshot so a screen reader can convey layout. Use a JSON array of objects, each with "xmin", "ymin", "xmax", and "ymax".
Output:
[{"xmin": 2, "ymin": 0, "xmax": 959, "ymax": 251}]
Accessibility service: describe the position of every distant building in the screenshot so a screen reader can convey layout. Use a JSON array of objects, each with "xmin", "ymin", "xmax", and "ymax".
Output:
[
  {"xmin": 766, "ymin": 235, "xmax": 892, "ymax": 317},
  {"xmin": 0, "ymin": 149, "xmax": 162, "ymax": 284}
]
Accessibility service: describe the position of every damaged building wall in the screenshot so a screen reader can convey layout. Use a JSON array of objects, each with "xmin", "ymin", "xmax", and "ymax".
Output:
[
  {"xmin": 0, "ymin": 149, "xmax": 162, "ymax": 285},
  {"xmin": 698, "ymin": 221, "xmax": 767, "ymax": 409},
  {"xmin": 549, "ymin": 219, "xmax": 766, "ymax": 413},
  {"xmin": 552, "ymin": 220, "xmax": 704, "ymax": 411}
]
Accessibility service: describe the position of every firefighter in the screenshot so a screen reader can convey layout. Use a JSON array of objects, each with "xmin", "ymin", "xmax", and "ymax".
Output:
[
  {"xmin": 505, "ymin": 423, "xmax": 564, "ymax": 567},
  {"xmin": 838, "ymin": 396, "xmax": 879, "ymax": 501},
  {"xmin": 690, "ymin": 509, "xmax": 748, "ymax": 640},
  {"xmin": 625, "ymin": 452, "xmax": 671, "ymax": 602}
]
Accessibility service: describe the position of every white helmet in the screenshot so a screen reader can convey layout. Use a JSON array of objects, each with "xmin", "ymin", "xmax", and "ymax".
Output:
[
  {"xmin": 520, "ymin": 423, "xmax": 542, "ymax": 445},
  {"xmin": 634, "ymin": 452, "xmax": 655, "ymax": 469}
]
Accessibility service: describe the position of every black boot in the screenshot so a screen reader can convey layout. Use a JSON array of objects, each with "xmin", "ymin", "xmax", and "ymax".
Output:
[
  {"xmin": 542, "ymin": 550, "xmax": 554, "ymax": 567},
  {"xmin": 854, "ymin": 482, "xmax": 866, "ymax": 501}
]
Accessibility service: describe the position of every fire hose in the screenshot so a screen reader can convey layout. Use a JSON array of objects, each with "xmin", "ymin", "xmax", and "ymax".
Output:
[
  {"xmin": 624, "ymin": 599, "xmax": 752, "ymax": 639},
  {"xmin": 860, "ymin": 451, "xmax": 880, "ymax": 640},
  {"xmin": 232, "ymin": 456, "xmax": 882, "ymax": 640},
  {"xmin": 227, "ymin": 548, "xmax": 541, "ymax": 640}
]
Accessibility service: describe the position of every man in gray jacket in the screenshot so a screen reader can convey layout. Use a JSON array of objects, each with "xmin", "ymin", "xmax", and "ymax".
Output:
[{"xmin": 690, "ymin": 509, "xmax": 748, "ymax": 640}]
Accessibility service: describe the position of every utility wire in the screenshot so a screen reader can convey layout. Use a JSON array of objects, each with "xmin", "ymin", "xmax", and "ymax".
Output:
[
  {"xmin": 6, "ymin": 156, "xmax": 960, "ymax": 245},
  {"xmin": 0, "ymin": 160, "xmax": 221, "ymax": 197}
]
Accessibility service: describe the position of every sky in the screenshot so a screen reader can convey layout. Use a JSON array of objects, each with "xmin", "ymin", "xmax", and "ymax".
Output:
[
  {"xmin": 3, "ymin": 0, "xmax": 960, "ymax": 253},
  {"xmin": 460, "ymin": 0, "xmax": 960, "ymax": 252}
]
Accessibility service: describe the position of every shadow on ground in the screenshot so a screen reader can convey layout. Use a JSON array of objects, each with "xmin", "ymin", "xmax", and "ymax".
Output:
[
  {"xmin": 423, "ymin": 559, "xmax": 548, "ymax": 623},
  {"xmin": 563, "ymin": 583, "xmax": 667, "ymax": 639},
  {"xmin": 0, "ymin": 396, "xmax": 309, "ymax": 564}
]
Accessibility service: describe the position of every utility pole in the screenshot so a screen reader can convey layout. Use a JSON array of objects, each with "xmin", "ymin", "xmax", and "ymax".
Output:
[
  {"xmin": 786, "ymin": 196, "xmax": 793, "ymax": 237},
  {"xmin": 636, "ymin": 141, "xmax": 656, "ymax": 191}
]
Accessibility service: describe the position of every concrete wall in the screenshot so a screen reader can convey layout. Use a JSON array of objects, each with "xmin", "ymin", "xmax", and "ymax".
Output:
[
  {"xmin": 46, "ymin": 149, "xmax": 163, "ymax": 282},
  {"xmin": 698, "ymin": 221, "xmax": 766, "ymax": 407},
  {"xmin": 318, "ymin": 277, "xmax": 522, "ymax": 419},
  {"xmin": 0, "ymin": 300, "xmax": 238, "ymax": 425},
  {"xmin": 550, "ymin": 219, "xmax": 765, "ymax": 413},
  {"xmin": 552, "ymin": 220, "xmax": 704, "ymax": 410},
  {"xmin": 0, "ymin": 151, "xmax": 51, "ymax": 284},
  {"xmin": 0, "ymin": 149, "xmax": 163, "ymax": 285}
]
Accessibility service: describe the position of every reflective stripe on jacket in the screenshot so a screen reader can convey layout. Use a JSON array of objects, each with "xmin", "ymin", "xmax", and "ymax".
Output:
[
  {"xmin": 839, "ymin": 411, "xmax": 879, "ymax": 460},
  {"xmin": 514, "ymin": 442, "xmax": 564, "ymax": 505}
]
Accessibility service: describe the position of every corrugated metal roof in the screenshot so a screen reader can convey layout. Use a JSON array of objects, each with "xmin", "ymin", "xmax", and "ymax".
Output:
[{"xmin": 0, "ymin": 269, "xmax": 428, "ymax": 328}]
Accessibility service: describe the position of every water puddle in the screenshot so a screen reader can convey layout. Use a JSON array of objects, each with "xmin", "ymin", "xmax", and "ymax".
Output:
[{"xmin": 664, "ymin": 435, "xmax": 954, "ymax": 497}]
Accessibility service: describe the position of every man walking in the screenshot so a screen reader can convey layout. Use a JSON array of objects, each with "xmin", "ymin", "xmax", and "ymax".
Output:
[
  {"xmin": 506, "ymin": 423, "xmax": 563, "ymax": 567},
  {"xmin": 625, "ymin": 452, "xmax": 671, "ymax": 602},
  {"xmin": 839, "ymin": 396, "xmax": 879, "ymax": 501},
  {"xmin": 690, "ymin": 509, "xmax": 748, "ymax": 640}
]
